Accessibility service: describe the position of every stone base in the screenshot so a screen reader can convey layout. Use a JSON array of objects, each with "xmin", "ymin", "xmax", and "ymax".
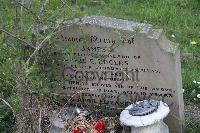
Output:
[{"xmin": 131, "ymin": 121, "xmax": 169, "ymax": 133}]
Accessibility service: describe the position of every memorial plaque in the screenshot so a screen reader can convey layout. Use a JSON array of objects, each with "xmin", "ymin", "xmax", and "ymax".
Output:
[{"xmin": 53, "ymin": 16, "xmax": 184, "ymax": 133}]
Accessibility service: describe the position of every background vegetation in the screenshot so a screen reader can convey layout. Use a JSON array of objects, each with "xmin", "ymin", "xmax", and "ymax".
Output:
[{"xmin": 0, "ymin": 0, "xmax": 199, "ymax": 132}]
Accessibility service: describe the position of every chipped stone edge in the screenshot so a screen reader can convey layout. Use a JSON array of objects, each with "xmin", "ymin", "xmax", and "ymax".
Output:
[
  {"xmin": 82, "ymin": 15, "xmax": 152, "ymax": 33},
  {"xmin": 60, "ymin": 16, "xmax": 180, "ymax": 54},
  {"xmin": 148, "ymin": 29, "xmax": 180, "ymax": 54}
]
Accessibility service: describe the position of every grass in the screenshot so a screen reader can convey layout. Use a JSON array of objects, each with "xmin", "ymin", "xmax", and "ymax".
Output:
[
  {"xmin": 0, "ymin": 0, "xmax": 200, "ymax": 132},
  {"xmin": 185, "ymin": 119, "xmax": 200, "ymax": 133},
  {"xmin": 0, "ymin": 104, "xmax": 15, "ymax": 132}
]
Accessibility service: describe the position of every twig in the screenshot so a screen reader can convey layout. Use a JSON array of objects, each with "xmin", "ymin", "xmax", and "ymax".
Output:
[
  {"xmin": 20, "ymin": 0, "xmax": 25, "ymax": 30},
  {"xmin": 0, "ymin": 29, "xmax": 35, "ymax": 48},
  {"xmin": 26, "ymin": 0, "xmax": 72, "ymax": 60},
  {"xmin": 26, "ymin": 34, "xmax": 51, "ymax": 63},
  {"xmin": 0, "ymin": 98, "xmax": 15, "ymax": 117},
  {"xmin": 15, "ymin": 0, "xmax": 19, "ymax": 45},
  {"xmin": 16, "ymin": 0, "xmax": 35, "ymax": 15},
  {"xmin": 15, "ymin": 0, "xmax": 40, "ymax": 22},
  {"xmin": 26, "ymin": 0, "xmax": 31, "ymax": 10},
  {"xmin": 38, "ymin": 105, "xmax": 42, "ymax": 133},
  {"xmin": 48, "ymin": 0, "xmax": 72, "ymax": 20},
  {"xmin": 40, "ymin": 0, "xmax": 49, "ymax": 14},
  {"xmin": 26, "ymin": 23, "xmax": 62, "ymax": 63}
]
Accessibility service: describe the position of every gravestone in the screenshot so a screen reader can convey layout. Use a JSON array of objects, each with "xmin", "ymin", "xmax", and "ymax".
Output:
[{"xmin": 53, "ymin": 16, "xmax": 184, "ymax": 133}]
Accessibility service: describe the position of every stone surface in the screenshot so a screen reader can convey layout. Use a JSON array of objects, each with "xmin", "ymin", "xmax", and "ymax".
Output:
[
  {"xmin": 130, "ymin": 122, "xmax": 169, "ymax": 133},
  {"xmin": 120, "ymin": 101, "xmax": 170, "ymax": 127},
  {"xmin": 53, "ymin": 16, "xmax": 185, "ymax": 133},
  {"xmin": 128, "ymin": 99, "xmax": 160, "ymax": 116}
]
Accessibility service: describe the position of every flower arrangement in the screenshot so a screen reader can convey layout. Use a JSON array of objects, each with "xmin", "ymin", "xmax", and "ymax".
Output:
[{"xmin": 63, "ymin": 108, "xmax": 121, "ymax": 133}]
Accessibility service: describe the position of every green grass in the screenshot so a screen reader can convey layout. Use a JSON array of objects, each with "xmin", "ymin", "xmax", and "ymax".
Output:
[
  {"xmin": 0, "ymin": 104, "xmax": 15, "ymax": 133},
  {"xmin": 185, "ymin": 119, "xmax": 200, "ymax": 133},
  {"xmin": 0, "ymin": 0, "xmax": 200, "ymax": 132}
]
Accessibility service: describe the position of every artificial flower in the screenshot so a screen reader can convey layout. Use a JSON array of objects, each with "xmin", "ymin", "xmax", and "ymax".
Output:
[
  {"xmin": 73, "ymin": 128, "xmax": 86, "ymax": 133},
  {"xmin": 73, "ymin": 129, "xmax": 81, "ymax": 133},
  {"xmin": 95, "ymin": 120, "xmax": 105, "ymax": 133}
]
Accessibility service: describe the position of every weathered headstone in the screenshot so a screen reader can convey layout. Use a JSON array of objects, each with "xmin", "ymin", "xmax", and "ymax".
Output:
[{"xmin": 53, "ymin": 16, "xmax": 184, "ymax": 133}]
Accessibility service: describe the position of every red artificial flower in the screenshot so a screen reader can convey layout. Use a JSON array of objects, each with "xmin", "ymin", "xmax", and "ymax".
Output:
[
  {"xmin": 73, "ymin": 128, "xmax": 86, "ymax": 133},
  {"xmin": 73, "ymin": 129, "xmax": 81, "ymax": 133},
  {"xmin": 94, "ymin": 120, "xmax": 105, "ymax": 133}
]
